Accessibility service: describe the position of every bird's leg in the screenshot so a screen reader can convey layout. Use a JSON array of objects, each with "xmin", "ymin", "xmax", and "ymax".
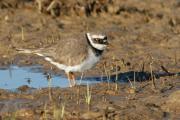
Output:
[
  {"xmin": 66, "ymin": 72, "xmax": 76, "ymax": 87},
  {"xmin": 71, "ymin": 72, "xmax": 76, "ymax": 86},
  {"xmin": 79, "ymin": 72, "xmax": 84, "ymax": 85},
  {"xmin": 66, "ymin": 72, "xmax": 73, "ymax": 87}
]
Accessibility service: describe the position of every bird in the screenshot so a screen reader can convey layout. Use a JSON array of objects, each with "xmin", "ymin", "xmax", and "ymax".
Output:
[{"xmin": 17, "ymin": 32, "xmax": 108, "ymax": 87}]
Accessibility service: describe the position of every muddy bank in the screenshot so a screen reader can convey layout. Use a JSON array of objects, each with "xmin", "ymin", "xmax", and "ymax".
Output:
[{"xmin": 0, "ymin": 76, "xmax": 180, "ymax": 119}]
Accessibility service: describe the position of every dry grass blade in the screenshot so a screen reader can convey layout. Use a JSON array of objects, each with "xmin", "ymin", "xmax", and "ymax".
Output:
[
  {"xmin": 103, "ymin": 63, "xmax": 110, "ymax": 89},
  {"xmin": 134, "ymin": 72, "xmax": 136, "ymax": 89},
  {"xmin": 174, "ymin": 51, "xmax": 177, "ymax": 65},
  {"xmin": 53, "ymin": 103, "xmax": 66, "ymax": 120},
  {"xmin": 85, "ymin": 83, "xmax": 92, "ymax": 111},
  {"xmin": 141, "ymin": 61, "xmax": 145, "ymax": 72},
  {"xmin": 21, "ymin": 27, "xmax": 24, "ymax": 41},
  {"xmin": 43, "ymin": 102, "xmax": 48, "ymax": 120},
  {"xmin": 149, "ymin": 56, "xmax": 156, "ymax": 89},
  {"xmin": 61, "ymin": 103, "xmax": 65, "ymax": 119},
  {"xmin": 127, "ymin": 76, "xmax": 134, "ymax": 89},
  {"xmin": 79, "ymin": 72, "xmax": 84, "ymax": 85},
  {"xmin": 115, "ymin": 61, "xmax": 118, "ymax": 91}
]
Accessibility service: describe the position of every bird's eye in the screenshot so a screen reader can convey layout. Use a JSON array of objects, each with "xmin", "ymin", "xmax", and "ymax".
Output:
[{"xmin": 94, "ymin": 38, "xmax": 98, "ymax": 42}]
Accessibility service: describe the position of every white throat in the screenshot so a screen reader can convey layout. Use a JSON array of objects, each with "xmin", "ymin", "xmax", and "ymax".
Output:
[{"xmin": 86, "ymin": 33, "xmax": 107, "ymax": 50}]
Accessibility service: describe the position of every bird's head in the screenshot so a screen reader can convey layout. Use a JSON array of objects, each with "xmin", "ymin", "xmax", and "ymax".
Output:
[{"xmin": 86, "ymin": 33, "xmax": 108, "ymax": 51}]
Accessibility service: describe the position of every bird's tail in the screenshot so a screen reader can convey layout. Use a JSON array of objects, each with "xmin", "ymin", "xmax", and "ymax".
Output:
[
  {"xmin": 16, "ymin": 48, "xmax": 44, "ymax": 57},
  {"xmin": 16, "ymin": 48, "xmax": 67, "ymax": 70}
]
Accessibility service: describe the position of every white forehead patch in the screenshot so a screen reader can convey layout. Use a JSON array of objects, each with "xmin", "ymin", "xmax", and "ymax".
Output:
[{"xmin": 91, "ymin": 35, "xmax": 106, "ymax": 39}]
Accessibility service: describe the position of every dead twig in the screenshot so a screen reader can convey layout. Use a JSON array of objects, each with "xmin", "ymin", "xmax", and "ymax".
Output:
[
  {"xmin": 149, "ymin": 55, "xmax": 156, "ymax": 89},
  {"xmin": 161, "ymin": 65, "xmax": 172, "ymax": 76}
]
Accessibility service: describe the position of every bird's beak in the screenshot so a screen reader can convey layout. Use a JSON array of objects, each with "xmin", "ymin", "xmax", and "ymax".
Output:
[
  {"xmin": 106, "ymin": 41, "xmax": 109, "ymax": 45},
  {"xmin": 106, "ymin": 42, "xmax": 112, "ymax": 51}
]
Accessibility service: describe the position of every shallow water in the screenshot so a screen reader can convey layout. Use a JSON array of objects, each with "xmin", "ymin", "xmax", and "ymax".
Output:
[{"xmin": 0, "ymin": 65, "xmax": 100, "ymax": 90}]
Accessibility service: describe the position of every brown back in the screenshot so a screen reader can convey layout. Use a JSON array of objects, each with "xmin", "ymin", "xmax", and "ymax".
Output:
[{"xmin": 42, "ymin": 34, "xmax": 89, "ymax": 66}]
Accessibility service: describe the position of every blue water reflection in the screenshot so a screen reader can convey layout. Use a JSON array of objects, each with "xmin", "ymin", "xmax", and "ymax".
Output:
[{"xmin": 0, "ymin": 65, "xmax": 100, "ymax": 89}]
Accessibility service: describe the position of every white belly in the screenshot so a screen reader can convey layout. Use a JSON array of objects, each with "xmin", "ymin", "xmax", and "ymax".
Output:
[{"xmin": 43, "ymin": 48, "xmax": 101, "ymax": 73}]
